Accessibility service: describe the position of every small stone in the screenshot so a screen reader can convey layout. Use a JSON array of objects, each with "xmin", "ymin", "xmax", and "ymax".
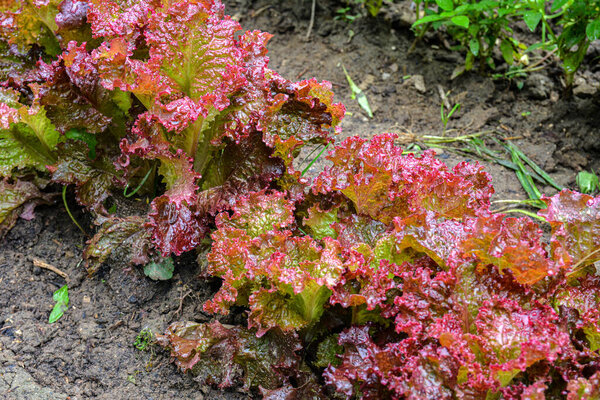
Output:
[
  {"xmin": 389, "ymin": 63, "xmax": 399, "ymax": 73},
  {"xmin": 573, "ymin": 76, "xmax": 597, "ymax": 98},
  {"xmin": 381, "ymin": 72, "xmax": 391, "ymax": 81},
  {"xmin": 411, "ymin": 75, "xmax": 426, "ymax": 93},
  {"xmin": 525, "ymin": 73, "xmax": 553, "ymax": 99}
]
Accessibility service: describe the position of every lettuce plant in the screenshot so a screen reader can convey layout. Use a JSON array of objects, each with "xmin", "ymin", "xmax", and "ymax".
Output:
[
  {"xmin": 159, "ymin": 134, "xmax": 600, "ymax": 398},
  {"xmin": 0, "ymin": 0, "xmax": 344, "ymax": 272}
]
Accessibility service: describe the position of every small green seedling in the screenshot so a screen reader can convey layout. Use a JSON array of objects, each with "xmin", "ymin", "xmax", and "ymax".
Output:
[
  {"xmin": 335, "ymin": 7, "xmax": 358, "ymax": 22},
  {"xmin": 577, "ymin": 171, "xmax": 599, "ymax": 194},
  {"xmin": 341, "ymin": 64, "xmax": 373, "ymax": 118},
  {"xmin": 49, "ymin": 285, "xmax": 69, "ymax": 324},
  {"xmin": 441, "ymin": 102, "xmax": 461, "ymax": 135},
  {"xmin": 126, "ymin": 370, "xmax": 141, "ymax": 385},
  {"xmin": 134, "ymin": 328, "xmax": 154, "ymax": 351},
  {"xmin": 143, "ymin": 257, "xmax": 174, "ymax": 280}
]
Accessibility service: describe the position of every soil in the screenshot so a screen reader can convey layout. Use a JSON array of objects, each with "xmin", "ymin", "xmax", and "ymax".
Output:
[{"xmin": 1, "ymin": 0, "xmax": 599, "ymax": 399}]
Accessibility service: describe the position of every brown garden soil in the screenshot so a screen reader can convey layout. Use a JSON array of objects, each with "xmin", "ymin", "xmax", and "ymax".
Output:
[{"xmin": 1, "ymin": 0, "xmax": 599, "ymax": 399}]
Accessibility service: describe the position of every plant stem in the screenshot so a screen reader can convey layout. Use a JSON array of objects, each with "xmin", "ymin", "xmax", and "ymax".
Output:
[
  {"xmin": 500, "ymin": 208, "xmax": 546, "ymax": 222},
  {"xmin": 62, "ymin": 186, "xmax": 88, "ymax": 237},
  {"xmin": 123, "ymin": 164, "xmax": 155, "ymax": 198}
]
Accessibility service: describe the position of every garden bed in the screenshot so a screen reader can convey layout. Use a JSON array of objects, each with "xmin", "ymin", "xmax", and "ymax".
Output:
[{"xmin": 1, "ymin": 0, "xmax": 599, "ymax": 398}]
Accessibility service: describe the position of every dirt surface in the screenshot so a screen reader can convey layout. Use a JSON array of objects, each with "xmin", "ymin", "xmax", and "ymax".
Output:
[{"xmin": 1, "ymin": 1, "xmax": 599, "ymax": 399}]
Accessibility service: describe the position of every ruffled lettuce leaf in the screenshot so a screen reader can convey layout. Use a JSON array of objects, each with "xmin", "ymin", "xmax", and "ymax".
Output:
[
  {"xmin": 156, "ymin": 321, "xmax": 303, "ymax": 391},
  {"xmin": 539, "ymin": 190, "xmax": 600, "ymax": 274},
  {"xmin": 460, "ymin": 214, "xmax": 558, "ymax": 285},
  {"xmin": 89, "ymin": 0, "xmax": 344, "ymax": 258},
  {"xmin": 553, "ymin": 274, "xmax": 600, "ymax": 351},
  {"xmin": 0, "ymin": 93, "xmax": 60, "ymax": 176},
  {"xmin": 313, "ymin": 133, "xmax": 493, "ymax": 224},
  {"xmin": 31, "ymin": 42, "xmax": 124, "ymax": 135},
  {"xmin": 471, "ymin": 298, "xmax": 571, "ymax": 387},
  {"xmin": 196, "ymin": 133, "xmax": 285, "ymax": 217},
  {"xmin": 0, "ymin": 178, "xmax": 53, "ymax": 238},
  {"xmin": 204, "ymin": 191, "xmax": 345, "ymax": 336},
  {"xmin": 0, "ymin": 0, "xmax": 61, "ymax": 54},
  {"xmin": 324, "ymin": 326, "xmax": 458, "ymax": 400},
  {"xmin": 48, "ymin": 139, "xmax": 122, "ymax": 213},
  {"xmin": 567, "ymin": 371, "xmax": 600, "ymax": 400},
  {"xmin": 0, "ymin": 39, "xmax": 38, "ymax": 84},
  {"xmin": 83, "ymin": 215, "xmax": 151, "ymax": 274},
  {"xmin": 0, "ymin": 0, "xmax": 93, "ymax": 53},
  {"xmin": 87, "ymin": 0, "xmax": 156, "ymax": 40}
]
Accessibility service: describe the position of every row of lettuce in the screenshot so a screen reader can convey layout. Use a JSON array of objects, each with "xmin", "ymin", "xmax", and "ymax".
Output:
[{"xmin": 1, "ymin": 0, "xmax": 599, "ymax": 398}]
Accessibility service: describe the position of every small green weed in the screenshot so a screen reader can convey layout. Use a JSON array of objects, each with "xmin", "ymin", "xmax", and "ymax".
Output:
[
  {"xmin": 143, "ymin": 257, "xmax": 174, "ymax": 281},
  {"xmin": 126, "ymin": 370, "xmax": 141, "ymax": 385},
  {"xmin": 577, "ymin": 170, "xmax": 599, "ymax": 194},
  {"xmin": 49, "ymin": 285, "xmax": 69, "ymax": 324},
  {"xmin": 134, "ymin": 328, "xmax": 154, "ymax": 351},
  {"xmin": 335, "ymin": 7, "xmax": 358, "ymax": 22},
  {"xmin": 441, "ymin": 101, "xmax": 461, "ymax": 135},
  {"xmin": 412, "ymin": 0, "xmax": 600, "ymax": 89},
  {"xmin": 341, "ymin": 64, "xmax": 373, "ymax": 118}
]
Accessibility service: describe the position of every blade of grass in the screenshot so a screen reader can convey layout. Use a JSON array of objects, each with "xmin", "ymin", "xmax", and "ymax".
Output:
[
  {"xmin": 124, "ymin": 165, "xmax": 155, "ymax": 198},
  {"xmin": 416, "ymin": 132, "xmax": 553, "ymax": 192},
  {"xmin": 504, "ymin": 141, "xmax": 563, "ymax": 191},
  {"xmin": 507, "ymin": 145, "xmax": 545, "ymax": 208},
  {"xmin": 500, "ymin": 208, "xmax": 547, "ymax": 222},
  {"xmin": 302, "ymin": 143, "xmax": 330, "ymax": 176},
  {"xmin": 426, "ymin": 142, "xmax": 550, "ymax": 186}
]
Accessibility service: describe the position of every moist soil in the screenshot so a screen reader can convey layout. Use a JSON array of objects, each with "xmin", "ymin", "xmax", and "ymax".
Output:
[{"xmin": 1, "ymin": 0, "xmax": 599, "ymax": 399}]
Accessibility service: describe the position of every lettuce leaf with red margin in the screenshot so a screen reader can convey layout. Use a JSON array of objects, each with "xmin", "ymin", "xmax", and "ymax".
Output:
[
  {"xmin": 30, "ymin": 42, "xmax": 125, "ymax": 135},
  {"xmin": 87, "ymin": 0, "xmax": 156, "ymax": 40},
  {"xmin": 0, "ymin": 0, "xmax": 93, "ymax": 53},
  {"xmin": 0, "ymin": 88, "xmax": 61, "ymax": 176},
  {"xmin": 204, "ymin": 191, "xmax": 345, "ymax": 336},
  {"xmin": 324, "ymin": 326, "xmax": 459, "ymax": 400},
  {"xmin": 460, "ymin": 214, "xmax": 558, "ymax": 285},
  {"xmin": 391, "ymin": 211, "xmax": 468, "ymax": 269},
  {"xmin": 54, "ymin": 0, "xmax": 92, "ymax": 46},
  {"xmin": 83, "ymin": 215, "xmax": 151, "ymax": 274},
  {"xmin": 539, "ymin": 190, "xmax": 600, "ymax": 274},
  {"xmin": 553, "ymin": 274, "xmax": 600, "ymax": 351},
  {"xmin": 146, "ymin": 151, "xmax": 206, "ymax": 256},
  {"xmin": 326, "ymin": 299, "xmax": 573, "ymax": 399},
  {"xmin": 0, "ymin": 40, "xmax": 39, "ymax": 85},
  {"xmin": 0, "ymin": 0, "xmax": 61, "ymax": 54},
  {"xmin": 89, "ymin": 0, "xmax": 344, "ymax": 257},
  {"xmin": 0, "ymin": 179, "xmax": 53, "ymax": 238},
  {"xmin": 313, "ymin": 133, "xmax": 493, "ymax": 224},
  {"xmin": 470, "ymin": 298, "xmax": 571, "ymax": 387},
  {"xmin": 156, "ymin": 320, "xmax": 303, "ymax": 391},
  {"xmin": 567, "ymin": 371, "xmax": 600, "ymax": 400},
  {"xmin": 196, "ymin": 133, "xmax": 285, "ymax": 217},
  {"xmin": 47, "ymin": 139, "xmax": 122, "ymax": 213}
]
